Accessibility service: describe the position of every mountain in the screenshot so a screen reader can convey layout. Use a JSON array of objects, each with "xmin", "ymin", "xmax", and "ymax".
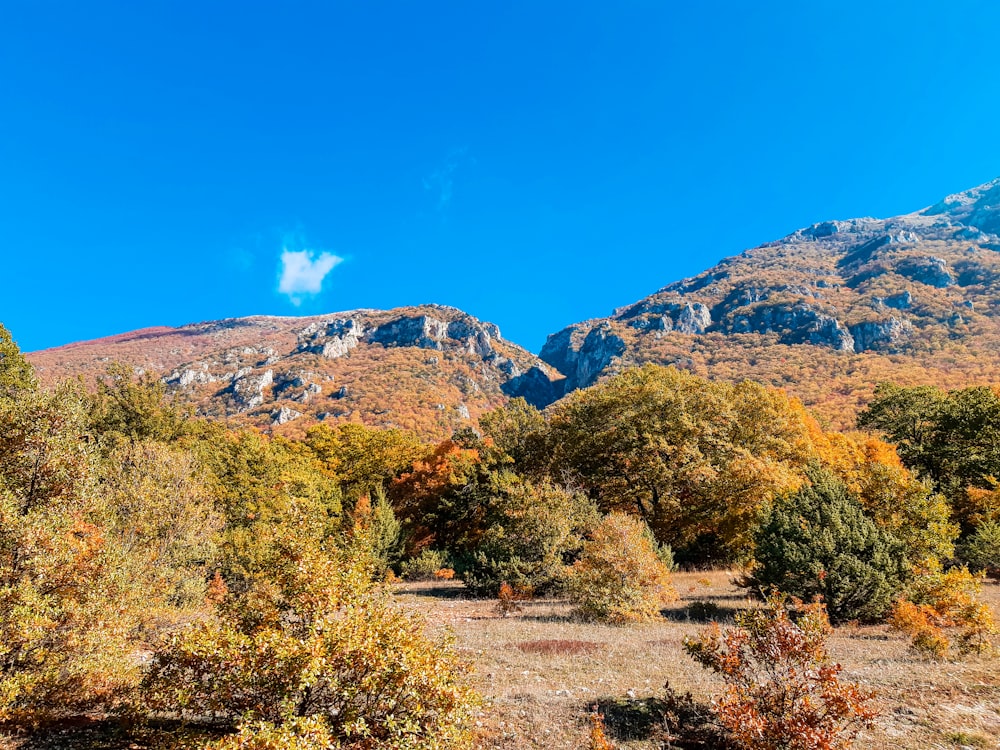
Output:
[
  {"xmin": 28, "ymin": 305, "xmax": 561, "ymax": 439},
  {"xmin": 27, "ymin": 179, "xmax": 1000, "ymax": 435},
  {"xmin": 539, "ymin": 178, "xmax": 1000, "ymax": 428}
]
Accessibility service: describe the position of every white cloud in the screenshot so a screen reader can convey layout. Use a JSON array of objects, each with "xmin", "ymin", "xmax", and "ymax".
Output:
[{"xmin": 278, "ymin": 248, "xmax": 343, "ymax": 305}]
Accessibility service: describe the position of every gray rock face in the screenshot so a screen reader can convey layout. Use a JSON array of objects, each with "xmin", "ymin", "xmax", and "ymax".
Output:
[
  {"xmin": 539, "ymin": 322, "xmax": 627, "ymax": 394},
  {"xmin": 369, "ymin": 315, "xmax": 449, "ymax": 350},
  {"xmin": 164, "ymin": 364, "xmax": 217, "ymax": 388},
  {"xmin": 618, "ymin": 300, "xmax": 712, "ymax": 333},
  {"xmin": 231, "ymin": 369, "xmax": 274, "ymax": 411},
  {"xmin": 884, "ymin": 290, "xmax": 912, "ymax": 309},
  {"xmin": 675, "ymin": 303, "xmax": 712, "ymax": 334},
  {"xmin": 896, "ymin": 256, "xmax": 953, "ymax": 288},
  {"xmin": 728, "ymin": 304, "xmax": 854, "ymax": 351},
  {"xmin": 298, "ymin": 318, "xmax": 364, "ymax": 359},
  {"xmin": 446, "ymin": 320, "xmax": 496, "ymax": 358},
  {"xmin": 575, "ymin": 324, "xmax": 627, "ymax": 389},
  {"xmin": 501, "ymin": 365, "xmax": 566, "ymax": 408},
  {"xmin": 849, "ymin": 317, "xmax": 913, "ymax": 352},
  {"xmin": 539, "ymin": 325, "xmax": 583, "ymax": 381},
  {"xmin": 271, "ymin": 406, "xmax": 302, "ymax": 426}
]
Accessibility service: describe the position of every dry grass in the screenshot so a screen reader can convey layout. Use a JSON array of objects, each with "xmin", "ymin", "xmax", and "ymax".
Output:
[
  {"xmin": 394, "ymin": 571, "xmax": 1000, "ymax": 749},
  {"xmin": 2, "ymin": 572, "xmax": 995, "ymax": 749}
]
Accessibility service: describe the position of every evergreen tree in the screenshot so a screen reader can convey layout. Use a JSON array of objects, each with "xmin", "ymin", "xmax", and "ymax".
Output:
[{"xmin": 752, "ymin": 466, "xmax": 908, "ymax": 623}]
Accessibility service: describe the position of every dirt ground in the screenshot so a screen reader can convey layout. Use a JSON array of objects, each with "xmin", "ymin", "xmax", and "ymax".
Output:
[{"xmin": 394, "ymin": 570, "xmax": 1000, "ymax": 750}]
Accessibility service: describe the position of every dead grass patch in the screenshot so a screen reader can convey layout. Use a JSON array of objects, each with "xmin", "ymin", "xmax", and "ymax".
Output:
[{"xmin": 516, "ymin": 639, "xmax": 600, "ymax": 656}]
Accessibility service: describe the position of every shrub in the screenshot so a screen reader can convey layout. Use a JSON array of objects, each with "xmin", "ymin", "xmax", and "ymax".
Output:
[
  {"xmin": 959, "ymin": 521, "xmax": 1000, "ymax": 580},
  {"xmin": 462, "ymin": 474, "xmax": 598, "ymax": 597},
  {"xmin": 587, "ymin": 709, "xmax": 615, "ymax": 750},
  {"xmin": 142, "ymin": 548, "xmax": 478, "ymax": 749},
  {"xmin": 684, "ymin": 595, "xmax": 878, "ymax": 750},
  {"xmin": 567, "ymin": 513, "xmax": 677, "ymax": 624},
  {"xmin": 890, "ymin": 562, "xmax": 997, "ymax": 658},
  {"xmin": 399, "ymin": 548, "xmax": 451, "ymax": 581},
  {"xmin": 750, "ymin": 466, "xmax": 908, "ymax": 623},
  {"xmin": 495, "ymin": 582, "xmax": 531, "ymax": 618}
]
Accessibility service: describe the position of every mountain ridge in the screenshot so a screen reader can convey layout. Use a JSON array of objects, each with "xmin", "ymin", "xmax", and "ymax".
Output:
[
  {"xmin": 28, "ymin": 305, "xmax": 562, "ymax": 439},
  {"xmin": 24, "ymin": 177, "xmax": 1000, "ymax": 433},
  {"xmin": 536, "ymin": 177, "xmax": 1000, "ymax": 427}
]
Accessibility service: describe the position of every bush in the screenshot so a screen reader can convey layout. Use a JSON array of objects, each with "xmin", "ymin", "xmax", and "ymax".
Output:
[
  {"xmin": 567, "ymin": 513, "xmax": 677, "ymax": 624},
  {"xmin": 890, "ymin": 562, "xmax": 997, "ymax": 658},
  {"xmin": 399, "ymin": 548, "xmax": 451, "ymax": 581},
  {"xmin": 684, "ymin": 595, "xmax": 878, "ymax": 750},
  {"xmin": 750, "ymin": 466, "xmax": 908, "ymax": 624},
  {"xmin": 142, "ymin": 548, "xmax": 478, "ymax": 749},
  {"xmin": 959, "ymin": 521, "xmax": 1000, "ymax": 580},
  {"xmin": 462, "ymin": 474, "xmax": 598, "ymax": 597}
]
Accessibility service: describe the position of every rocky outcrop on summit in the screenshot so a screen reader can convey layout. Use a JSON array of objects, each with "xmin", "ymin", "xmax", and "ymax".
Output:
[
  {"xmin": 536, "ymin": 178, "xmax": 1000, "ymax": 426},
  {"xmin": 297, "ymin": 318, "xmax": 364, "ymax": 359}
]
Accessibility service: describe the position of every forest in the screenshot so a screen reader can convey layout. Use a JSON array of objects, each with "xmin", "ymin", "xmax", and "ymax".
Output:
[{"xmin": 1, "ymin": 322, "xmax": 998, "ymax": 750}]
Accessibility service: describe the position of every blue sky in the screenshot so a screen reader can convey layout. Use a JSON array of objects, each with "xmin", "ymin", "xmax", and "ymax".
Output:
[{"xmin": 3, "ymin": 1, "xmax": 1000, "ymax": 354}]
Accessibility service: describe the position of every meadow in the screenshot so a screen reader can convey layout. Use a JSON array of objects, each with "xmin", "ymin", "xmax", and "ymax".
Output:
[{"xmin": 397, "ymin": 571, "xmax": 1000, "ymax": 750}]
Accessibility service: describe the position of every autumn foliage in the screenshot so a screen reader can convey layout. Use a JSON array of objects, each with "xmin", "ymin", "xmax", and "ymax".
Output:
[
  {"xmin": 890, "ymin": 562, "xmax": 997, "ymax": 659},
  {"xmin": 685, "ymin": 595, "xmax": 878, "ymax": 750},
  {"xmin": 568, "ymin": 513, "xmax": 677, "ymax": 624}
]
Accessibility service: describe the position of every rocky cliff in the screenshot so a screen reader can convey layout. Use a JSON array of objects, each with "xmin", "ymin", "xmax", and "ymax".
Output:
[{"xmin": 539, "ymin": 178, "xmax": 1000, "ymax": 427}]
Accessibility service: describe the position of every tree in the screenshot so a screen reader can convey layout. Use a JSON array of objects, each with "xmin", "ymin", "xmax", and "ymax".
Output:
[
  {"xmin": 87, "ymin": 362, "xmax": 193, "ymax": 447},
  {"xmin": 303, "ymin": 422, "xmax": 424, "ymax": 502},
  {"xmin": 390, "ymin": 440, "xmax": 492, "ymax": 554},
  {"xmin": 750, "ymin": 467, "xmax": 908, "ymax": 624},
  {"xmin": 545, "ymin": 365, "xmax": 818, "ymax": 563},
  {"xmin": 0, "ymin": 324, "xmax": 36, "ymax": 398},
  {"xmin": 462, "ymin": 473, "xmax": 598, "ymax": 597},
  {"xmin": 567, "ymin": 512, "xmax": 676, "ymax": 624},
  {"xmin": 0, "ymin": 387, "xmax": 142, "ymax": 720},
  {"xmin": 479, "ymin": 397, "xmax": 548, "ymax": 472}
]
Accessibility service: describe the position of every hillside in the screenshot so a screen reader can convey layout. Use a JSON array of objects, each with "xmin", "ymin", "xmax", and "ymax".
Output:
[
  {"xmin": 28, "ymin": 305, "xmax": 561, "ymax": 439},
  {"xmin": 539, "ymin": 178, "xmax": 1000, "ymax": 428}
]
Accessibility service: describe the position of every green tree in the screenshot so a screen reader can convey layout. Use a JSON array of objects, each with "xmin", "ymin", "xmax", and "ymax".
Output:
[
  {"xmin": 304, "ymin": 422, "xmax": 424, "ymax": 501},
  {"xmin": 0, "ymin": 324, "xmax": 36, "ymax": 397},
  {"xmin": 545, "ymin": 365, "xmax": 817, "ymax": 563},
  {"xmin": 87, "ymin": 362, "xmax": 193, "ymax": 448},
  {"xmin": 479, "ymin": 397, "xmax": 548, "ymax": 472},
  {"xmin": 462, "ymin": 473, "xmax": 598, "ymax": 597},
  {"xmin": 751, "ymin": 467, "xmax": 908, "ymax": 624}
]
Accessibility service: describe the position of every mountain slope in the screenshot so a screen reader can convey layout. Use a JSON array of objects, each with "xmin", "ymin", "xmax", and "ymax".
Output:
[
  {"xmin": 28, "ymin": 305, "xmax": 561, "ymax": 439},
  {"xmin": 540, "ymin": 178, "xmax": 1000, "ymax": 428}
]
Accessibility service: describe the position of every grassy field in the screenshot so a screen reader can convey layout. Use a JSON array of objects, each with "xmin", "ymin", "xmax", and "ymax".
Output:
[
  {"xmin": 395, "ymin": 570, "xmax": 1000, "ymax": 750},
  {"xmin": 2, "ymin": 570, "xmax": 997, "ymax": 750}
]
